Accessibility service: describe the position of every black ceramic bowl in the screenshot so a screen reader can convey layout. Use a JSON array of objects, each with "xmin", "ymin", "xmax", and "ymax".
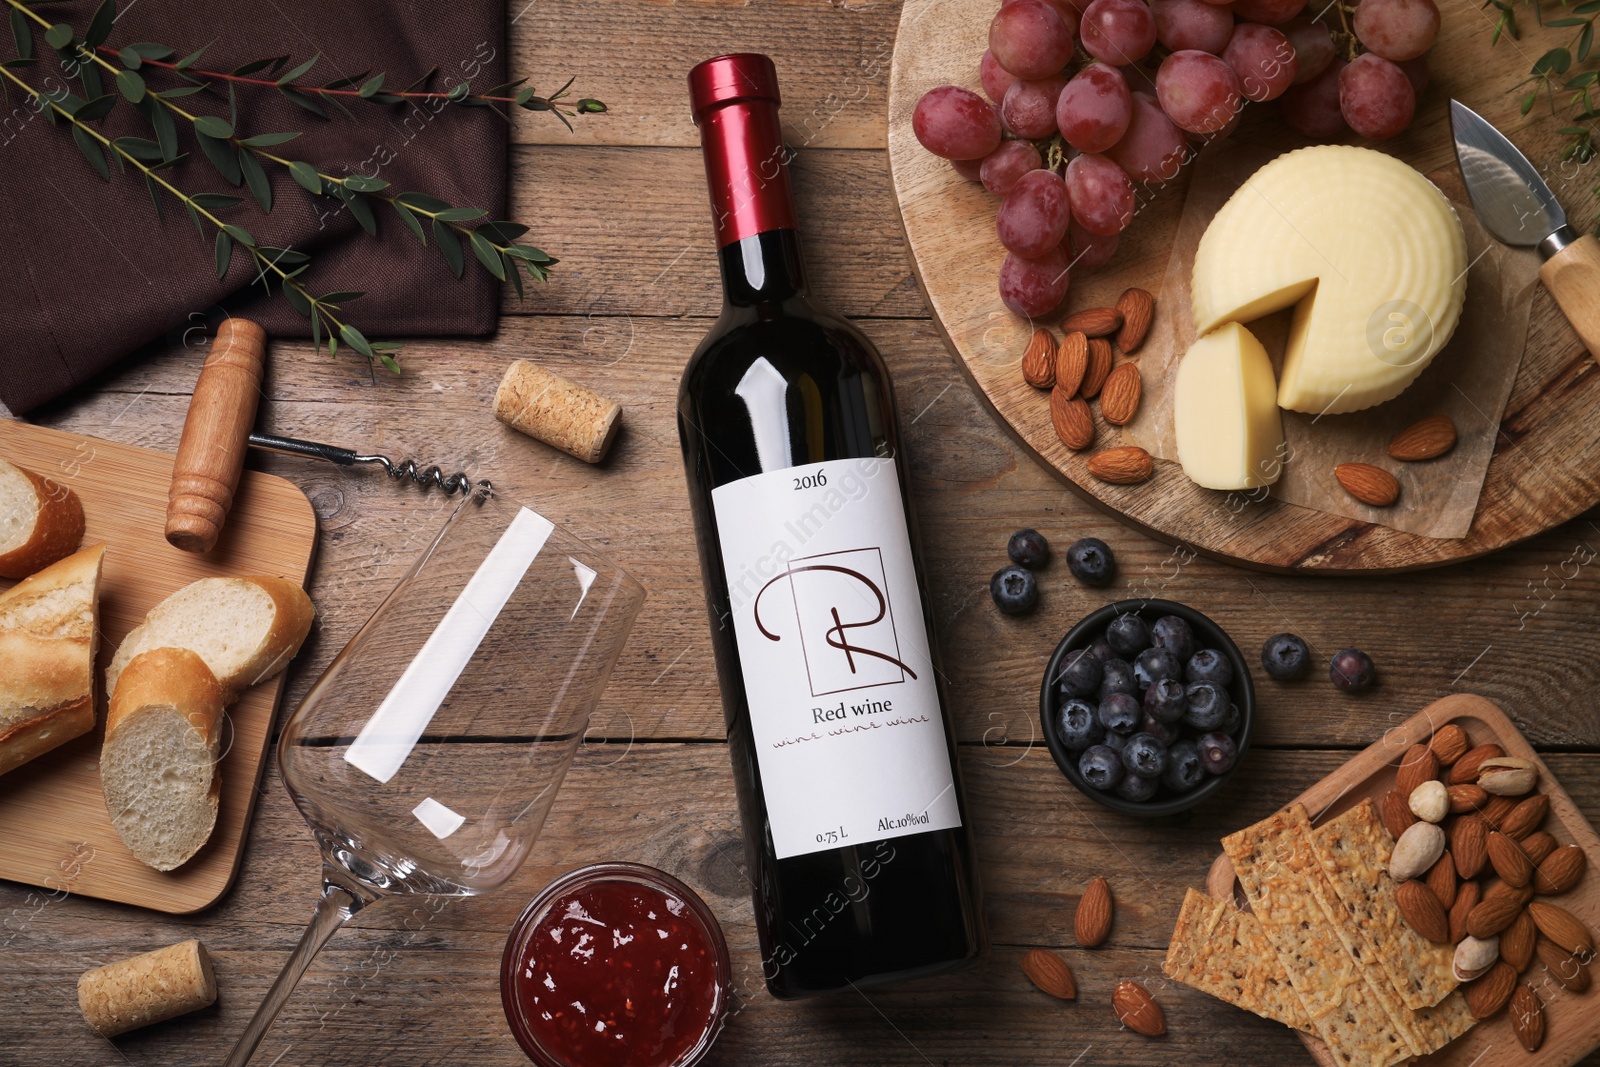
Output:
[{"xmin": 1039, "ymin": 598, "xmax": 1254, "ymax": 817}]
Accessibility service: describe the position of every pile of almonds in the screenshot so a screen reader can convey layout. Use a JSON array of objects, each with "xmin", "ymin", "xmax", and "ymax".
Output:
[
  {"xmin": 1021, "ymin": 289, "xmax": 1155, "ymax": 486},
  {"xmin": 1381, "ymin": 723, "xmax": 1590, "ymax": 1053},
  {"xmin": 1020, "ymin": 876, "xmax": 1167, "ymax": 1038},
  {"xmin": 1334, "ymin": 415, "xmax": 1458, "ymax": 508}
]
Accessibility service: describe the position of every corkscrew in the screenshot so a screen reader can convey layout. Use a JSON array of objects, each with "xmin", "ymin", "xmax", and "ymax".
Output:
[{"xmin": 246, "ymin": 432, "xmax": 484, "ymax": 496}]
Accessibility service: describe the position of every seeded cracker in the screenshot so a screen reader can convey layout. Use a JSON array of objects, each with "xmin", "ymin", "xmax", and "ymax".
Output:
[
  {"xmin": 1410, "ymin": 991, "xmax": 1477, "ymax": 1056},
  {"xmin": 1309, "ymin": 798, "xmax": 1458, "ymax": 1010},
  {"xmin": 1222, "ymin": 805, "xmax": 1417, "ymax": 1067},
  {"xmin": 1162, "ymin": 887, "xmax": 1313, "ymax": 1032}
]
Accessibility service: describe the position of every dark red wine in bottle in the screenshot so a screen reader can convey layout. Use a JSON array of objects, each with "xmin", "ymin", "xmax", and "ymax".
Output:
[{"xmin": 678, "ymin": 53, "xmax": 984, "ymax": 999}]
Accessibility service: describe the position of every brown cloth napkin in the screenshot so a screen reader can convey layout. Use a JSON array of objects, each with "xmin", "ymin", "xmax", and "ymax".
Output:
[{"xmin": 0, "ymin": 0, "xmax": 508, "ymax": 414}]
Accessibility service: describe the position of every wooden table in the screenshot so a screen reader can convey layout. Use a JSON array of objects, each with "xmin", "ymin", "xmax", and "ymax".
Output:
[{"xmin": 6, "ymin": 2, "xmax": 1600, "ymax": 1064}]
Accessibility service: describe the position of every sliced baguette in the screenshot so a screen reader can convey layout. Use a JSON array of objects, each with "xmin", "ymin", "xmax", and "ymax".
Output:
[
  {"xmin": 105, "ymin": 575, "xmax": 315, "ymax": 700},
  {"xmin": 101, "ymin": 648, "xmax": 225, "ymax": 871},
  {"xmin": 0, "ymin": 543, "xmax": 105, "ymax": 776},
  {"xmin": 0, "ymin": 457, "xmax": 85, "ymax": 579}
]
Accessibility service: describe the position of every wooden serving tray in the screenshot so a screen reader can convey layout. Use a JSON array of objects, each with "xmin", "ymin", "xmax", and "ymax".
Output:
[
  {"xmin": 885, "ymin": 0, "xmax": 1600, "ymax": 573},
  {"xmin": 0, "ymin": 419, "xmax": 318, "ymax": 913},
  {"xmin": 1204, "ymin": 694, "xmax": 1600, "ymax": 1066}
]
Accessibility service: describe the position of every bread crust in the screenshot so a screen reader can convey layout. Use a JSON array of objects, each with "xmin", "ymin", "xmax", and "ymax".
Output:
[
  {"xmin": 0, "ymin": 696, "xmax": 95, "ymax": 777},
  {"xmin": 233, "ymin": 575, "xmax": 316, "ymax": 689},
  {"xmin": 0, "ymin": 461, "xmax": 86, "ymax": 580},
  {"xmin": 106, "ymin": 648, "xmax": 225, "ymax": 744}
]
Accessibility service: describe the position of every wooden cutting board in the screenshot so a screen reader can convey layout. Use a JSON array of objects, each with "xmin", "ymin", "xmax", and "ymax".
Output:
[
  {"xmin": 0, "ymin": 419, "xmax": 318, "ymax": 913},
  {"xmin": 886, "ymin": 0, "xmax": 1600, "ymax": 573},
  {"xmin": 1204, "ymin": 694, "xmax": 1600, "ymax": 1066}
]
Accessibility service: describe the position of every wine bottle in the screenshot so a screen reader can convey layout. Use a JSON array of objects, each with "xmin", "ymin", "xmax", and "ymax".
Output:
[{"xmin": 678, "ymin": 53, "xmax": 985, "ymax": 999}]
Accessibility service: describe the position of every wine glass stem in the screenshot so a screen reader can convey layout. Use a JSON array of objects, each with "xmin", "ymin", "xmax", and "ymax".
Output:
[{"xmin": 223, "ymin": 877, "xmax": 371, "ymax": 1067}]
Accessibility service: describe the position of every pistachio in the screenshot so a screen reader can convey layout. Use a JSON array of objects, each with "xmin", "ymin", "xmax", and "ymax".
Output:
[
  {"xmin": 1453, "ymin": 935, "xmax": 1500, "ymax": 982},
  {"xmin": 1390, "ymin": 821, "xmax": 1447, "ymax": 882},
  {"xmin": 1478, "ymin": 757, "xmax": 1538, "ymax": 797},
  {"xmin": 1408, "ymin": 780, "xmax": 1449, "ymax": 823}
]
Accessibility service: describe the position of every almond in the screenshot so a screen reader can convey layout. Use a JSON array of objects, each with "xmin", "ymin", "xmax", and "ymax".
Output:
[
  {"xmin": 1533, "ymin": 844, "xmax": 1586, "ymax": 895},
  {"xmin": 1396, "ymin": 743, "xmax": 1439, "ymax": 795},
  {"xmin": 1075, "ymin": 875, "xmax": 1114, "ymax": 947},
  {"xmin": 1448, "ymin": 784, "xmax": 1488, "ymax": 814},
  {"xmin": 1081, "ymin": 338, "xmax": 1113, "ymax": 398},
  {"xmin": 1111, "ymin": 979, "xmax": 1165, "ymax": 1037},
  {"xmin": 1452, "ymin": 814, "xmax": 1489, "ymax": 880},
  {"xmin": 1388, "ymin": 414, "xmax": 1457, "ymax": 462},
  {"xmin": 1522, "ymin": 831, "xmax": 1559, "ymax": 867},
  {"xmin": 1501, "ymin": 909, "xmax": 1536, "ymax": 972},
  {"xmin": 1397, "ymin": 879, "xmax": 1451, "ymax": 942},
  {"xmin": 1498, "ymin": 794, "xmax": 1547, "ymax": 839},
  {"xmin": 1480, "ymin": 794, "xmax": 1518, "ymax": 831},
  {"xmin": 1051, "ymin": 391, "xmax": 1095, "ymax": 451},
  {"xmin": 1062, "ymin": 306, "xmax": 1122, "ymax": 338},
  {"xmin": 1087, "ymin": 446, "xmax": 1153, "ymax": 485},
  {"xmin": 1427, "ymin": 722, "xmax": 1470, "ymax": 765},
  {"xmin": 1390, "ymin": 822, "xmax": 1446, "ymax": 882},
  {"xmin": 1511, "ymin": 983, "xmax": 1544, "ymax": 1052},
  {"xmin": 1426, "ymin": 852, "xmax": 1457, "ymax": 910},
  {"xmin": 1056, "ymin": 331, "xmax": 1089, "ymax": 396},
  {"xmin": 1527, "ymin": 901, "xmax": 1594, "ymax": 956},
  {"xmin": 1021, "ymin": 329, "xmax": 1057, "ymax": 389},
  {"xmin": 1334, "ymin": 462, "xmax": 1399, "ymax": 507},
  {"xmin": 1466, "ymin": 894, "xmax": 1523, "ymax": 939},
  {"xmin": 1536, "ymin": 935, "xmax": 1592, "ymax": 992},
  {"xmin": 1450, "ymin": 881, "xmax": 1481, "ymax": 943},
  {"xmin": 1099, "ymin": 362, "xmax": 1142, "ymax": 425},
  {"xmin": 1464, "ymin": 960, "xmax": 1516, "ymax": 1019},
  {"xmin": 1449, "ymin": 743, "xmax": 1506, "ymax": 785},
  {"xmin": 1114, "ymin": 287, "xmax": 1154, "ymax": 353},
  {"xmin": 1021, "ymin": 948, "xmax": 1077, "ymax": 999},
  {"xmin": 1380, "ymin": 790, "xmax": 1416, "ymax": 839},
  {"xmin": 1487, "ymin": 831, "xmax": 1533, "ymax": 888},
  {"xmin": 1485, "ymin": 879, "xmax": 1534, "ymax": 908}
]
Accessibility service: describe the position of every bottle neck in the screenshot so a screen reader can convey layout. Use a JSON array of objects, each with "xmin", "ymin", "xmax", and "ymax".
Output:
[
  {"xmin": 717, "ymin": 229, "xmax": 809, "ymax": 306},
  {"xmin": 696, "ymin": 96, "xmax": 806, "ymax": 307}
]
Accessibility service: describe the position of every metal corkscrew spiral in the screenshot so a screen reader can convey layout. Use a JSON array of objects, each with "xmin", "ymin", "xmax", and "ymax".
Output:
[{"xmin": 248, "ymin": 432, "xmax": 490, "ymax": 495}]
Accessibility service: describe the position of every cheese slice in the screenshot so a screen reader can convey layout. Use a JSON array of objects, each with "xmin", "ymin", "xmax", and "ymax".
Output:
[
  {"xmin": 1173, "ymin": 322, "xmax": 1284, "ymax": 490},
  {"xmin": 1191, "ymin": 145, "xmax": 1467, "ymax": 414}
]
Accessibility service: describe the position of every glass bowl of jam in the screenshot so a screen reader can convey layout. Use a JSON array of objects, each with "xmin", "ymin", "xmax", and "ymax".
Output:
[{"xmin": 500, "ymin": 862, "xmax": 732, "ymax": 1067}]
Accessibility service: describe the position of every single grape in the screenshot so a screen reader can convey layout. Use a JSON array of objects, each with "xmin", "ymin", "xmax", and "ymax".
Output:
[
  {"xmin": 990, "ymin": 0, "xmax": 1077, "ymax": 79},
  {"xmin": 980, "ymin": 48, "xmax": 1021, "ymax": 104},
  {"xmin": 1338, "ymin": 52, "xmax": 1415, "ymax": 139},
  {"xmin": 1223, "ymin": 24, "xmax": 1298, "ymax": 101},
  {"xmin": 1280, "ymin": 18, "xmax": 1335, "ymax": 83},
  {"xmin": 913, "ymin": 85, "xmax": 1003, "ymax": 159},
  {"xmin": 951, "ymin": 157, "xmax": 985, "ymax": 182},
  {"xmin": 999, "ymin": 245, "xmax": 1071, "ymax": 318},
  {"xmin": 1352, "ymin": 0, "xmax": 1440, "ymax": 61},
  {"xmin": 1106, "ymin": 91, "xmax": 1189, "ymax": 183},
  {"xmin": 1398, "ymin": 53, "xmax": 1430, "ymax": 95},
  {"xmin": 980, "ymin": 140, "xmax": 1044, "ymax": 196},
  {"xmin": 1002, "ymin": 75, "xmax": 1068, "ymax": 138},
  {"xmin": 1230, "ymin": 0, "xmax": 1306, "ymax": 23},
  {"xmin": 1065, "ymin": 153, "xmax": 1135, "ymax": 235},
  {"xmin": 996, "ymin": 169, "xmax": 1073, "ymax": 257},
  {"xmin": 1067, "ymin": 221, "xmax": 1120, "ymax": 270},
  {"xmin": 1156, "ymin": 50, "xmax": 1244, "ymax": 134},
  {"xmin": 1056, "ymin": 62, "xmax": 1134, "ymax": 153},
  {"xmin": 1153, "ymin": 0, "xmax": 1235, "ymax": 53},
  {"xmin": 1279, "ymin": 58, "xmax": 1347, "ymax": 138},
  {"xmin": 1080, "ymin": 0, "xmax": 1159, "ymax": 65}
]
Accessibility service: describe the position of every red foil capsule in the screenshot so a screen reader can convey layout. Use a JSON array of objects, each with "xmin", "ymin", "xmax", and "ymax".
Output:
[{"xmin": 688, "ymin": 53, "xmax": 798, "ymax": 248}]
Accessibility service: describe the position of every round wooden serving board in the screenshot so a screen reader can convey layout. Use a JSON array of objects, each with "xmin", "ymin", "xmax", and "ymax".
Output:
[{"xmin": 886, "ymin": 0, "xmax": 1600, "ymax": 573}]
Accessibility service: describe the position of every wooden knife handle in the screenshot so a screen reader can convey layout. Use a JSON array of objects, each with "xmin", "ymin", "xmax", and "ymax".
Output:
[
  {"xmin": 1540, "ymin": 232, "xmax": 1600, "ymax": 359},
  {"xmin": 165, "ymin": 318, "xmax": 267, "ymax": 554}
]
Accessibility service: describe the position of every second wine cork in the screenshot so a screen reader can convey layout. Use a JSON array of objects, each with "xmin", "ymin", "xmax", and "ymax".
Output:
[
  {"xmin": 493, "ymin": 360, "xmax": 622, "ymax": 464},
  {"xmin": 78, "ymin": 939, "xmax": 218, "ymax": 1037}
]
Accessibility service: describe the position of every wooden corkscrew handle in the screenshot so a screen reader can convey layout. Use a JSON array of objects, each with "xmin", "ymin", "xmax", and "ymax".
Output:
[{"xmin": 165, "ymin": 318, "xmax": 267, "ymax": 554}]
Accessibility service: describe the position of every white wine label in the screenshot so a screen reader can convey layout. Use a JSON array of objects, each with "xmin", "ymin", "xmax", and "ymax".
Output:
[{"xmin": 711, "ymin": 457, "xmax": 962, "ymax": 860}]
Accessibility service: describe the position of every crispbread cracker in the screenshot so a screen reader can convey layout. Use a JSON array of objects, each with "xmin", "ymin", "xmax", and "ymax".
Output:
[
  {"xmin": 1311, "ymin": 798, "xmax": 1458, "ymax": 1010},
  {"xmin": 1410, "ymin": 990, "xmax": 1476, "ymax": 1056},
  {"xmin": 1163, "ymin": 887, "xmax": 1313, "ymax": 1032}
]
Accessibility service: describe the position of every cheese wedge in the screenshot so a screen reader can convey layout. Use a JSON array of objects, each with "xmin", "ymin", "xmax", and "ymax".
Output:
[
  {"xmin": 1174, "ymin": 322, "xmax": 1285, "ymax": 490},
  {"xmin": 1191, "ymin": 145, "xmax": 1467, "ymax": 414}
]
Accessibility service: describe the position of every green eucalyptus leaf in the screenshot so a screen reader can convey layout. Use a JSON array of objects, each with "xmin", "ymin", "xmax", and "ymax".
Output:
[
  {"xmin": 112, "ymin": 135, "xmax": 163, "ymax": 160},
  {"xmin": 175, "ymin": 40, "xmax": 212, "ymax": 70},
  {"xmin": 120, "ymin": 49, "xmax": 140, "ymax": 70},
  {"xmin": 514, "ymin": 88, "xmax": 535, "ymax": 106},
  {"xmin": 339, "ymin": 323, "xmax": 375, "ymax": 358},
  {"xmin": 239, "ymin": 131, "xmax": 301, "ymax": 146},
  {"xmin": 185, "ymin": 198, "xmax": 205, "ymax": 236},
  {"xmin": 505, "ymin": 244, "xmax": 553, "ymax": 264},
  {"xmin": 1547, "ymin": 17, "xmax": 1589, "ymax": 25},
  {"xmin": 214, "ymin": 229, "xmax": 232, "ymax": 279},
  {"xmin": 190, "ymin": 192, "xmax": 241, "ymax": 209},
  {"xmin": 320, "ymin": 71, "xmax": 367, "ymax": 91},
  {"xmin": 1581, "ymin": 22, "xmax": 1594, "ymax": 61},
  {"xmin": 283, "ymin": 283, "xmax": 313, "ymax": 318},
  {"xmin": 259, "ymin": 247, "xmax": 309, "ymax": 267},
  {"xmin": 11, "ymin": 9, "xmax": 32, "ymax": 61},
  {"xmin": 319, "ymin": 291, "xmax": 365, "ymax": 306},
  {"xmin": 396, "ymin": 191, "xmax": 451, "ymax": 212},
  {"xmin": 432, "ymin": 217, "xmax": 464, "ymax": 277},
  {"xmin": 367, "ymin": 92, "xmax": 403, "ymax": 105},
  {"xmin": 521, "ymin": 97, "xmax": 552, "ymax": 112},
  {"xmin": 72, "ymin": 124, "xmax": 109, "ymax": 179},
  {"xmin": 341, "ymin": 188, "xmax": 377, "ymax": 235},
  {"xmin": 74, "ymin": 94, "xmax": 116, "ymax": 122},
  {"xmin": 197, "ymin": 131, "xmax": 242, "ymax": 185},
  {"xmin": 1522, "ymin": 89, "xmax": 1538, "ymax": 114},
  {"xmin": 79, "ymin": 62, "xmax": 103, "ymax": 100},
  {"xmin": 239, "ymin": 149, "xmax": 272, "ymax": 212},
  {"xmin": 279, "ymin": 85, "xmax": 326, "ymax": 118},
  {"xmin": 147, "ymin": 151, "xmax": 187, "ymax": 170},
  {"xmin": 123, "ymin": 42, "xmax": 174, "ymax": 61},
  {"xmin": 233, "ymin": 55, "xmax": 288, "ymax": 76},
  {"xmin": 156, "ymin": 84, "xmax": 208, "ymax": 98},
  {"xmin": 433, "ymin": 206, "xmax": 485, "ymax": 222},
  {"xmin": 83, "ymin": 0, "xmax": 115, "ymax": 49},
  {"xmin": 1535, "ymin": 47, "xmax": 1572, "ymax": 74},
  {"xmin": 392, "ymin": 202, "xmax": 426, "ymax": 243},
  {"xmin": 327, "ymin": 332, "xmax": 337, "ymax": 357},
  {"xmin": 276, "ymin": 53, "xmax": 319, "ymax": 86},
  {"xmin": 446, "ymin": 81, "xmax": 470, "ymax": 102},
  {"xmin": 115, "ymin": 69, "xmax": 145, "ymax": 103},
  {"xmin": 143, "ymin": 172, "xmax": 164, "ymax": 220},
  {"xmin": 341, "ymin": 174, "xmax": 388, "ymax": 192},
  {"xmin": 506, "ymin": 254, "xmax": 524, "ymax": 298},
  {"xmin": 576, "ymin": 98, "xmax": 607, "ymax": 113},
  {"xmin": 222, "ymin": 223, "xmax": 255, "ymax": 246},
  {"xmin": 44, "ymin": 23, "xmax": 71, "ymax": 50},
  {"xmin": 377, "ymin": 352, "xmax": 401, "ymax": 374},
  {"xmin": 289, "ymin": 159, "xmax": 322, "ymax": 194},
  {"xmin": 194, "ymin": 114, "xmax": 233, "ymax": 138},
  {"xmin": 476, "ymin": 221, "xmax": 529, "ymax": 243},
  {"xmin": 358, "ymin": 72, "xmax": 385, "ymax": 98},
  {"xmin": 468, "ymin": 230, "xmax": 506, "ymax": 279},
  {"xmin": 228, "ymin": 81, "xmax": 238, "ymax": 130},
  {"xmin": 151, "ymin": 98, "xmax": 177, "ymax": 158},
  {"xmin": 311, "ymin": 309, "xmax": 321, "ymax": 351}
]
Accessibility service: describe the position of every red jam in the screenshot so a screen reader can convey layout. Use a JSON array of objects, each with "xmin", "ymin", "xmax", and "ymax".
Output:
[{"xmin": 502, "ymin": 864, "xmax": 730, "ymax": 1067}]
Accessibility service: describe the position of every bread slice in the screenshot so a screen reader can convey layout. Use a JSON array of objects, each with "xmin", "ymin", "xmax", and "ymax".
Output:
[
  {"xmin": 0, "ymin": 543, "xmax": 105, "ymax": 776},
  {"xmin": 0, "ymin": 457, "xmax": 86, "ymax": 579},
  {"xmin": 105, "ymin": 576, "xmax": 315, "ymax": 700},
  {"xmin": 101, "ymin": 648, "xmax": 225, "ymax": 871}
]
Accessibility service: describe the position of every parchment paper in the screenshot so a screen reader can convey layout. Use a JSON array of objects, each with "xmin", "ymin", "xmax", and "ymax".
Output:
[{"xmin": 1122, "ymin": 140, "xmax": 1541, "ymax": 540}]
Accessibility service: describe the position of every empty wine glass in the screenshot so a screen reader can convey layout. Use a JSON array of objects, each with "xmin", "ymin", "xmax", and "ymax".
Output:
[{"xmin": 224, "ymin": 485, "xmax": 646, "ymax": 1066}]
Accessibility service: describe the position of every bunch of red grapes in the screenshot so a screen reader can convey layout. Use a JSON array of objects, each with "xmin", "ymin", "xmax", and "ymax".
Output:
[{"xmin": 912, "ymin": 0, "xmax": 1441, "ymax": 317}]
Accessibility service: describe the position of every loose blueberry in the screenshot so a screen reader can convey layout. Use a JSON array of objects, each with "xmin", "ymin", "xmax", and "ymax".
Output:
[
  {"xmin": 1098, "ymin": 692, "xmax": 1142, "ymax": 735},
  {"xmin": 1122, "ymin": 732, "xmax": 1169, "ymax": 779},
  {"xmin": 1115, "ymin": 770, "xmax": 1160, "ymax": 802},
  {"xmin": 1055, "ymin": 649, "xmax": 1104, "ymax": 699},
  {"xmin": 1105, "ymin": 613, "xmax": 1152, "ymax": 658},
  {"xmin": 1099, "ymin": 730, "xmax": 1128, "ymax": 753},
  {"xmin": 1087, "ymin": 637, "xmax": 1115, "ymax": 662},
  {"xmin": 1186, "ymin": 648, "xmax": 1234, "ymax": 687},
  {"xmin": 1133, "ymin": 647, "xmax": 1183, "ymax": 690},
  {"xmin": 1007, "ymin": 528, "xmax": 1051, "ymax": 570},
  {"xmin": 1056, "ymin": 698, "xmax": 1103, "ymax": 751},
  {"xmin": 1079, "ymin": 744, "xmax": 1125, "ymax": 791},
  {"xmin": 1150, "ymin": 615, "xmax": 1196, "ymax": 662},
  {"xmin": 1197, "ymin": 731, "xmax": 1239, "ymax": 775},
  {"xmin": 1261, "ymin": 632, "xmax": 1311, "ymax": 681},
  {"xmin": 1162, "ymin": 741, "xmax": 1206, "ymax": 792},
  {"xmin": 989, "ymin": 564, "xmax": 1038, "ymax": 616},
  {"xmin": 1143, "ymin": 677, "xmax": 1188, "ymax": 724},
  {"xmin": 1330, "ymin": 648, "xmax": 1377, "ymax": 693},
  {"xmin": 1066, "ymin": 537, "xmax": 1116, "ymax": 587},
  {"xmin": 1139, "ymin": 713, "xmax": 1176, "ymax": 746},
  {"xmin": 1183, "ymin": 682, "xmax": 1228, "ymax": 731},
  {"xmin": 1098, "ymin": 658, "xmax": 1138, "ymax": 700},
  {"xmin": 1220, "ymin": 701, "xmax": 1242, "ymax": 735}
]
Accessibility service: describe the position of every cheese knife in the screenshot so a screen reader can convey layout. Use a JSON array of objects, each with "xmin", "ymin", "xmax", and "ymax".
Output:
[{"xmin": 1450, "ymin": 99, "xmax": 1600, "ymax": 356}]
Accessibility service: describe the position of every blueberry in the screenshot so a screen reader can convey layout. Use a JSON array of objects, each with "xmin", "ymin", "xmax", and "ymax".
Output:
[
  {"xmin": 1122, "ymin": 732, "xmax": 1169, "ymax": 779},
  {"xmin": 1098, "ymin": 658, "xmax": 1138, "ymax": 700},
  {"xmin": 1054, "ymin": 649, "xmax": 1104, "ymax": 699},
  {"xmin": 1066, "ymin": 537, "xmax": 1116, "ymax": 587},
  {"xmin": 1105, "ymin": 614, "xmax": 1151, "ymax": 659},
  {"xmin": 1330, "ymin": 648, "xmax": 1377, "ymax": 693},
  {"xmin": 1150, "ymin": 615, "xmax": 1196, "ymax": 662},
  {"xmin": 1056, "ymin": 698, "xmax": 1103, "ymax": 751},
  {"xmin": 1087, "ymin": 637, "xmax": 1115, "ymax": 662},
  {"xmin": 1143, "ymin": 677, "xmax": 1188, "ymax": 724},
  {"xmin": 1197, "ymin": 731, "xmax": 1239, "ymax": 775},
  {"xmin": 1139, "ymin": 713, "xmax": 1176, "ymax": 746},
  {"xmin": 1098, "ymin": 692, "xmax": 1142, "ymax": 735},
  {"xmin": 1115, "ymin": 771, "xmax": 1159, "ymax": 802},
  {"xmin": 989, "ymin": 564, "xmax": 1038, "ymax": 616},
  {"xmin": 1183, "ymin": 682, "xmax": 1228, "ymax": 731},
  {"xmin": 1261, "ymin": 632, "xmax": 1311, "ymax": 681},
  {"xmin": 1079, "ymin": 744, "xmax": 1125, "ymax": 791},
  {"xmin": 1134, "ymin": 647, "xmax": 1183, "ymax": 690},
  {"xmin": 1186, "ymin": 648, "xmax": 1234, "ymax": 687},
  {"xmin": 1099, "ymin": 730, "xmax": 1128, "ymax": 753},
  {"xmin": 1008, "ymin": 528, "xmax": 1051, "ymax": 570},
  {"xmin": 1163, "ymin": 741, "xmax": 1206, "ymax": 792},
  {"xmin": 1220, "ymin": 701, "xmax": 1242, "ymax": 735}
]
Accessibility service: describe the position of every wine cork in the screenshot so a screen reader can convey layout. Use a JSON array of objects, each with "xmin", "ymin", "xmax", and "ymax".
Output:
[
  {"xmin": 493, "ymin": 360, "xmax": 622, "ymax": 464},
  {"xmin": 78, "ymin": 939, "xmax": 218, "ymax": 1037}
]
